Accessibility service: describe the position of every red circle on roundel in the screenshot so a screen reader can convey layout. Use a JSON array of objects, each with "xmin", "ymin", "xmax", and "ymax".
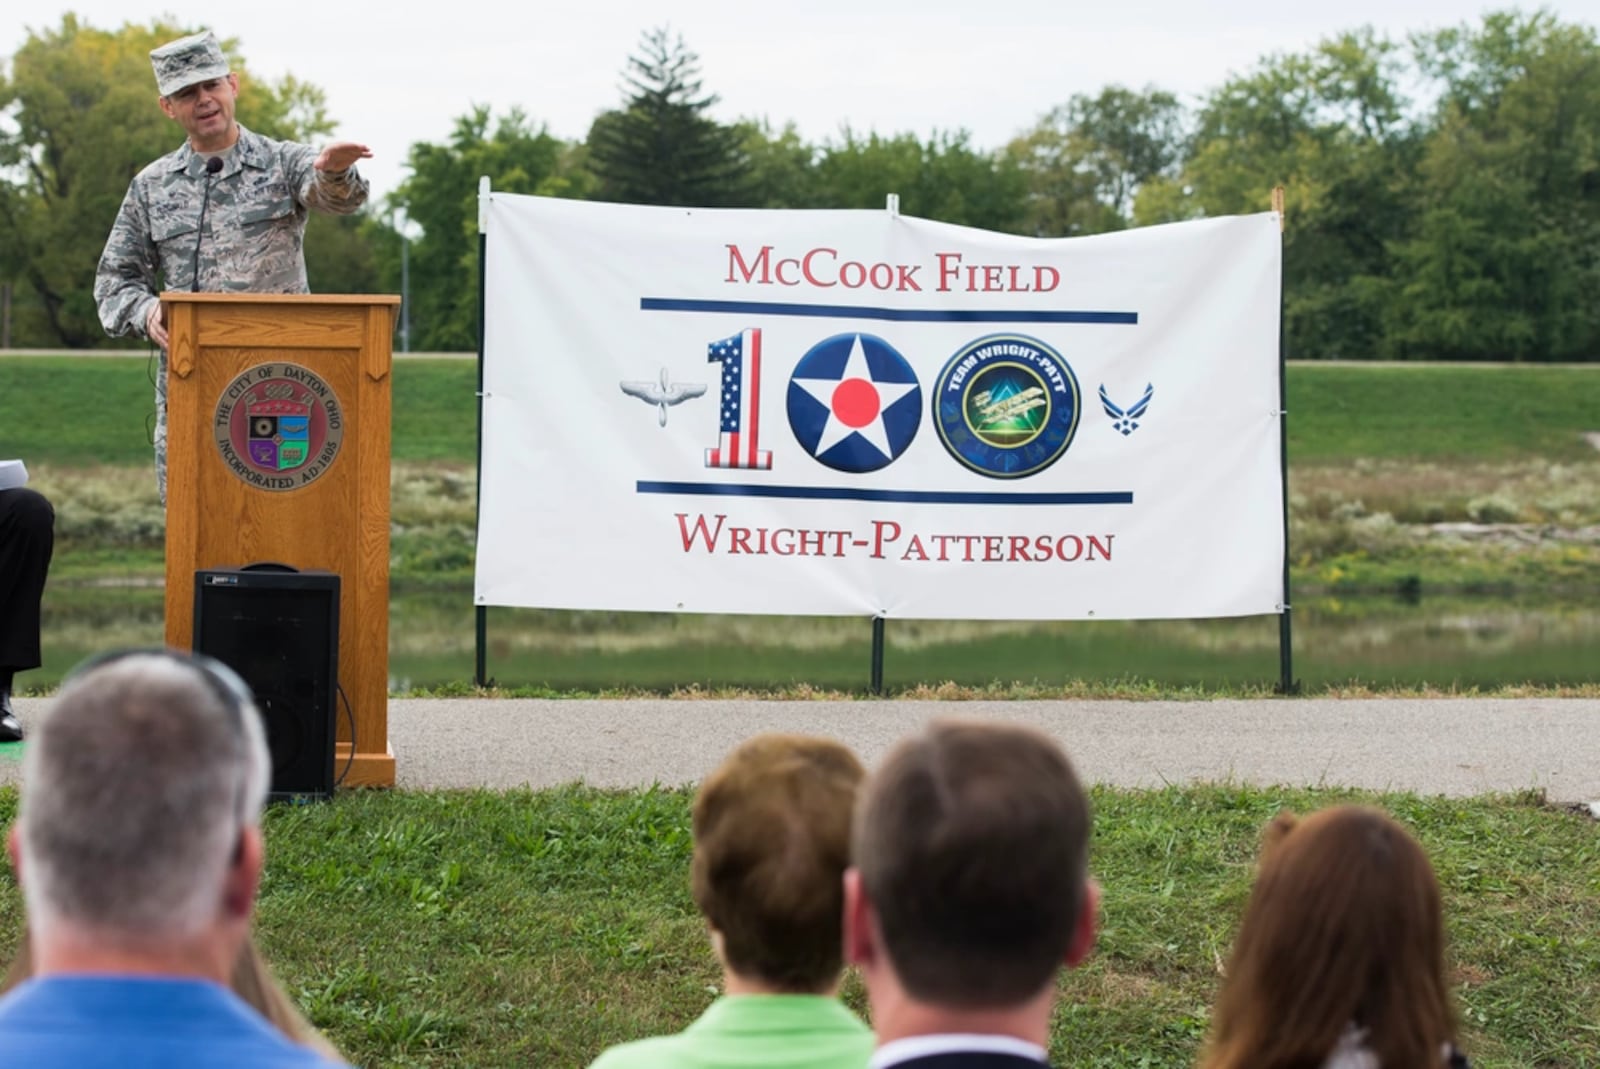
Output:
[{"xmin": 831, "ymin": 378, "xmax": 880, "ymax": 428}]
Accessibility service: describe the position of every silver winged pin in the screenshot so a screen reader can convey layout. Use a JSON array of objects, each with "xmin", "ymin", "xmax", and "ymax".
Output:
[
  {"xmin": 620, "ymin": 368, "xmax": 708, "ymax": 427},
  {"xmin": 1099, "ymin": 383, "xmax": 1154, "ymax": 435}
]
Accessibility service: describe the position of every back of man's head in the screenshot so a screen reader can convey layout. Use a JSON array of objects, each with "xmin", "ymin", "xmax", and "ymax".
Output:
[
  {"xmin": 17, "ymin": 650, "xmax": 270, "ymax": 941},
  {"xmin": 853, "ymin": 720, "xmax": 1091, "ymax": 1007}
]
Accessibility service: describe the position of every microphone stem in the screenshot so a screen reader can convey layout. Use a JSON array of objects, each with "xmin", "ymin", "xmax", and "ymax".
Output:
[{"xmin": 191, "ymin": 159, "xmax": 222, "ymax": 293}]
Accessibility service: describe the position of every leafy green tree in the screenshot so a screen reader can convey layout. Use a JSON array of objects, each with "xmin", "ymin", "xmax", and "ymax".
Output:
[
  {"xmin": 586, "ymin": 27, "xmax": 751, "ymax": 206},
  {"xmin": 0, "ymin": 16, "xmax": 339, "ymax": 346},
  {"xmin": 1008, "ymin": 86, "xmax": 1187, "ymax": 236},
  {"xmin": 812, "ymin": 128, "xmax": 1027, "ymax": 232},
  {"xmin": 735, "ymin": 120, "xmax": 821, "ymax": 209},
  {"xmin": 389, "ymin": 106, "xmax": 575, "ymax": 351},
  {"xmin": 304, "ymin": 214, "xmax": 381, "ymax": 295},
  {"xmin": 1158, "ymin": 29, "xmax": 1419, "ymax": 359},
  {"xmin": 1389, "ymin": 11, "xmax": 1600, "ymax": 360}
]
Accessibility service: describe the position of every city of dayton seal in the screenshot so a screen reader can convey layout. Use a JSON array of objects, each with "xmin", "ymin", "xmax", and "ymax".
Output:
[
  {"xmin": 932, "ymin": 333, "xmax": 1081, "ymax": 479},
  {"xmin": 212, "ymin": 362, "xmax": 345, "ymax": 492}
]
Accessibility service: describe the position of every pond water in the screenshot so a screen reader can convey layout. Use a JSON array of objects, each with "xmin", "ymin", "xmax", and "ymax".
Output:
[{"xmin": 21, "ymin": 583, "xmax": 1599, "ymax": 693}]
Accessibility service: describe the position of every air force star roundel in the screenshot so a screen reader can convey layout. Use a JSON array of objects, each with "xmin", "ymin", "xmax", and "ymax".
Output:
[{"xmin": 786, "ymin": 333, "xmax": 922, "ymax": 473}]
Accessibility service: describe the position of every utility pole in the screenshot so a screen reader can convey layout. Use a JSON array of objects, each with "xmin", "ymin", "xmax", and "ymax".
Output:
[
  {"xmin": 400, "ymin": 228, "xmax": 410, "ymax": 353},
  {"xmin": 391, "ymin": 210, "xmax": 412, "ymax": 353}
]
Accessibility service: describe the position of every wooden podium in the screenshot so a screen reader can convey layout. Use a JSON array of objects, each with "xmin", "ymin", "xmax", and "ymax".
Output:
[{"xmin": 162, "ymin": 293, "xmax": 401, "ymax": 787}]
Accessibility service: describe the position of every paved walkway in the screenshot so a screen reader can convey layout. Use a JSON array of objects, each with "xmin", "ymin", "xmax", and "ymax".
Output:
[{"xmin": 9, "ymin": 696, "xmax": 1594, "ymax": 802}]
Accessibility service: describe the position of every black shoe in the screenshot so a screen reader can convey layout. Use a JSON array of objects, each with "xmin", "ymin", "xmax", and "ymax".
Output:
[{"xmin": 0, "ymin": 690, "xmax": 21, "ymax": 743}]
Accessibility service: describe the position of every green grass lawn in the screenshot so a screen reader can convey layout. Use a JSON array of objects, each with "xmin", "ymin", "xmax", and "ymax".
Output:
[
  {"xmin": 1285, "ymin": 363, "xmax": 1600, "ymax": 463},
  {"xmin": 4, "ymin": 357, "xmax": 1599, "ymax": 466},
  {"xmin": 0, "ymin": 356, "xmax": 478, "ymax": 465},
  {"xmin": 0, "ymin": 784, "xmax": 1589, "ymax": 1069}
]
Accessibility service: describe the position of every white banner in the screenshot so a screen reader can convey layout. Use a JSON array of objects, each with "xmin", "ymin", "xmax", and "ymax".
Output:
[{"xmin": 476, "ymin": 194, "xmax": 1284, "ymax": 620}]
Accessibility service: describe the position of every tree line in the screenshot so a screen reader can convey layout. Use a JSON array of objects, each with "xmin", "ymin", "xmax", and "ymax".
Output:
[{"xmin": 1, "ymin": 12, "xmax": 1595, "ymax": 359}]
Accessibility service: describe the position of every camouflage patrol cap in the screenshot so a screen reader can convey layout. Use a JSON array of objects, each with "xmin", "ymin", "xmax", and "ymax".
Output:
[{"xmin": 150, "ymin": 31, "xmax": 230, "ymax": 97}]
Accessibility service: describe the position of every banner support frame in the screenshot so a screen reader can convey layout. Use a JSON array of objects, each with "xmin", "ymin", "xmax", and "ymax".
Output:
[
  {"xmin": 475, "ymin": 175, "xmax": 492, "ymax": 689},
  {"xmin": 870, "ymin": 615, "xmax": 886, "ymax": 695},
  {"xmin": 1272, "ymin": 186, "xmax": 1298, "ymax": 695}
]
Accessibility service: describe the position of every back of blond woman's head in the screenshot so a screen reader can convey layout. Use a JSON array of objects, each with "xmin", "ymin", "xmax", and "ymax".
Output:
[{"xmin": 1201, "ymin": 806, "xmax": 1457, "ymax": 1069}]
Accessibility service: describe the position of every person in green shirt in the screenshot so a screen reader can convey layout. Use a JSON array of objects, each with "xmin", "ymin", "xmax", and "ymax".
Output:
[{"xmin": 588, "ymin": 733, "xmax": 872, "ymax": 1069}]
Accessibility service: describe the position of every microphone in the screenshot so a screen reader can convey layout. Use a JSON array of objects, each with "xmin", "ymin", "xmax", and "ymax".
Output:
[{"xmin": 190, "ymin": 156, "xmax": 224, "ymax": 292}]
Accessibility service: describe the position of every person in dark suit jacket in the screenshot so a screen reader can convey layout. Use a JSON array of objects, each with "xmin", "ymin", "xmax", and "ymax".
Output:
[
  {"xmin": 843, "ymin": 721, "xmax": 1099, "ymax": 1069},
  {"xmin": 0, "ymin": 486, "xmax": 54, "ymax": 741}
]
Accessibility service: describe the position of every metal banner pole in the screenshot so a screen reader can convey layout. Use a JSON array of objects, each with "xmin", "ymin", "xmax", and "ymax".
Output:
[
  {"xmin": 474, "ymin": 176, "xmax": 491, "ymax": 688},
  {"xmin": 1272, "ymin": 187, "xmax": 1297, "ymax": 695},
  {"xmin": 871, "ymin": 616, "xmax": 886, "ymax": 695}
]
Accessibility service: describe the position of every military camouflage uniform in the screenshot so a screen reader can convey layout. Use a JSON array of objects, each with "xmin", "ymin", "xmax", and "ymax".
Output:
[{"xmin": 93, "ymin": 125, "xmax": 369, "ymax": 502}]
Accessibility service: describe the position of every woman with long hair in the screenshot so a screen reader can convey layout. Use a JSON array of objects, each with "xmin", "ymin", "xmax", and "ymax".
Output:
[{"xmin": 1200, "ymin": 806, "xmax": 1469, "ymax": 1069}]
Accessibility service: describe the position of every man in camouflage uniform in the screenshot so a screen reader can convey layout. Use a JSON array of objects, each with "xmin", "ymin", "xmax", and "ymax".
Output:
[{"xmin": 93, "ymin": 30, "xmax": 371, "ymax": 503}]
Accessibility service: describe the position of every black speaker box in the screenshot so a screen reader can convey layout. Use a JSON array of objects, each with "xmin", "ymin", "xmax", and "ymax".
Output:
[{"xmin": 193, "ymin": 566, "xmax": 340, "ymax": 801}]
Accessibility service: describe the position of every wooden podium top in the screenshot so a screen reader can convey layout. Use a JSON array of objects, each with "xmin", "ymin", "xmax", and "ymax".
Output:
[
  {"xmin": 161, "ymin": 293, "xmax": 402, "ymax": 306},
  {"xmin": 162, "ymin": 294, "xmax": 401, "ymax": 374}
]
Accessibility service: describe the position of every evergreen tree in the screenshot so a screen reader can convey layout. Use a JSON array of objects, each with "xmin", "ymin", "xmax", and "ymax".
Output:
[{"xmin": 586, "ymin": 27, "xmax": 751, "ymax": 206}]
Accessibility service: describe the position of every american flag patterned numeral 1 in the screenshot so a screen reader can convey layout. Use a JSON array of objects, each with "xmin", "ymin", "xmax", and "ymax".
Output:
[{"xmin": 705, "ymin": 328, "xmax": 772, "ymax": 470}]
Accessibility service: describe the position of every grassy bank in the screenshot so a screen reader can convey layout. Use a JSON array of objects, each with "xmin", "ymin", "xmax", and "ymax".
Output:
[
  {"xmin": 27, "ymin": 457, "xmax": 1600, "ymax": 595},
  {"xmin": 1283, "ymin": 363, "xmax": 1600, "ymax": 462},
  {"xmin": 8, "ymin": 358, "xmax": 1597, "ymax": 692},
  {"xmin": 9, "ymin": 359, "xmax": 1599, "ymax": 590},
  {"xmin": 0, "ymin": 784, "xmax": 1591, "ymax": 1069},
  {"xmin": 20, "ymin": 579, "xmax": 1599, "ymax": 695},
  {"xmin": 4, "ymin": 357, "xmax": 1600, "ymax": 466}
]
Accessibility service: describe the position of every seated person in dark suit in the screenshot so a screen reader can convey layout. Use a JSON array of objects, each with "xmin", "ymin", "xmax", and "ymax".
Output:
[
  {"xmin": 588, "ymin": 733, "xmax": 873, "ymax": 1069},
  {"xmin": 844, "ymin": 721, "xmax": 1098, "ymax": 1069},
  {"xmin": 0, "ymin": 486, "xmax": 54, "ymax": 741}
]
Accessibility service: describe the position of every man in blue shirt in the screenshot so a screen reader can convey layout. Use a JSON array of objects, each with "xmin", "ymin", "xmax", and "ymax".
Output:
[{"xmin": 0, "ymin": 648, "xmax": 347, "ymax": 1068}]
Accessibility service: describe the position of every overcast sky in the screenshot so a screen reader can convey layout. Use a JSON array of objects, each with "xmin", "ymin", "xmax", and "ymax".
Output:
[{"xmin": 4, "ymin": 1, "xmax": 1596, "ymax": 203}]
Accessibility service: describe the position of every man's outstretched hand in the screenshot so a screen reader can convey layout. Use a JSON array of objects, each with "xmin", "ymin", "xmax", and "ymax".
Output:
[{"xmin": 316, "ymin": 142, "xmax": 373, "ymax": 174}]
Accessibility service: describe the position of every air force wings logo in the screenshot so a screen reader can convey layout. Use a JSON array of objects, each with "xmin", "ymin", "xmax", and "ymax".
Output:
[
  {"xmin": 620, "ymin": 368, "xmax": 707, "ymax": 427},
  {"xmin": 787, "ymin": 333, "xmax": 921, "ymax": 473},
  {"xmin": 1099, "ymin": 383, "xmax": 1154, "ymax": 435}
]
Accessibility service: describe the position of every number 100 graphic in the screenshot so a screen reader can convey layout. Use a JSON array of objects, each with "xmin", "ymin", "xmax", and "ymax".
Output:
[{"xmin": 704, "ymin": 328, "xmax": 772, "ymax": 470}]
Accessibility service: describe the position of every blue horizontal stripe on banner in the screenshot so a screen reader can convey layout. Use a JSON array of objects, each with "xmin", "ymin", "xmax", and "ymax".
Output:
[
  {"xmin": 640, "ymin": 298, "xmax": 1138, "ymax": 325},
  {"xmin": 637, "ymin": 482, "xmax": 1133, "ymax": 506}
]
